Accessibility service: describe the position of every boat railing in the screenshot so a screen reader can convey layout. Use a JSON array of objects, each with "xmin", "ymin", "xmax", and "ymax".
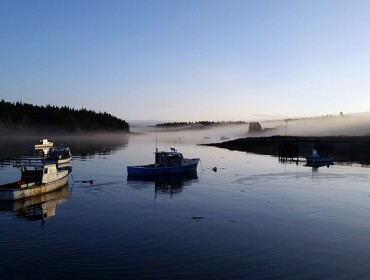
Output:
[{"xmin": 12, "ymin": 157, "xmax": 44, "ymax": 168}]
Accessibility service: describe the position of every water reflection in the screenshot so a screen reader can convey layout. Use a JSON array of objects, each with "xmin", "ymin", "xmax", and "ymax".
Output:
[
  {"xmin": 69, "ymin": 135, "xmax": 129, "ymax": 159},
  {"xmin": 0, "ymin": 134, "xmax": 129, "ymax": 164},
  {"xmin": 127, "ymin": 171, "xmax": 198, "ymax": 197},
  {"xmin": 278, "ymin": 157, "xmax": 335, "ymax": 170},
  {"xmin": 0, "ymin": 183, "xmax": 70, "ymax": 223},
  {"xmin": 305, "ymin": 161, "xmax": 334, "ymax": 171}
]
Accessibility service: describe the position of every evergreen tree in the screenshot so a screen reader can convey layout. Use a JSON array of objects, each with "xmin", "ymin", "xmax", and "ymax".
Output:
[{"xmin": 0, "ymin": 100, "xmax": 130, "ymax": 133}]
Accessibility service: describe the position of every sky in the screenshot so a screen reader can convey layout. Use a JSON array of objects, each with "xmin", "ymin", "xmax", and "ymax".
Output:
[{"xmin": 1, "ymin": 0, "xmax": 370, "ymax": 123}]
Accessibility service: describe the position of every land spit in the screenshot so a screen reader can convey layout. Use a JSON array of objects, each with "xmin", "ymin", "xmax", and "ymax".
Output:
[{"xmin": 205, "ymin": 135, "xmax": 370, "ymax": 164}]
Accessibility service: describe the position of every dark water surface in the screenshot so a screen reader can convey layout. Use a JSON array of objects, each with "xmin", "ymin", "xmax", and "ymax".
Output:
[{"xmin": 1, "ymin": 133, "xmax": 370, "ymax": 279}]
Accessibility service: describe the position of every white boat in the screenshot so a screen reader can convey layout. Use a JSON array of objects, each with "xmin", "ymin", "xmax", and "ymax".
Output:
[
  {"xmin": 34, "ymin": 139, "xmax": 53, "ymax": 149},
  {"xmin": 306, "ymin": 149, "xmax": 334, "ymax": 163},
  {"xmin": 0, "ymin": 163, "xmax": 71, "ymax": 200},
  {"xmin": 45, "ymin": 145, "xmax": 72, "ymax": 164}
]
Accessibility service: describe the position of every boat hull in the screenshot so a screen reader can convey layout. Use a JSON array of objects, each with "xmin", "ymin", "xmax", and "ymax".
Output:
[
  {"xmin": 128, "ymin": 170, "xmax": 198, "ymax": 182},
  {"xmin": 127, "ymin": 159, "xmax": 199, "ymax": 176},
  {"xmin": 0, "ymin": 174, "xmax": 70, "ymax": 201},
  {"xmin": 306, "ymin": 156, "xmax": 334, "ymax": 163},
  {"xmin": 305, "ymin": 161, "xmax": 334, "ymax": 168},
  {"xmin": 0, "ymin": 184, "xmax": 70, "ymax": 211}
]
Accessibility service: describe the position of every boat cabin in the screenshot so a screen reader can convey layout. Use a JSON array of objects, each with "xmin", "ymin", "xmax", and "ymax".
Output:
[
  {"xmin": 311, "ymin": 149, "xmax": 320, "ymax": 157},
  {"xmin": 155, "ymin": 148, "xmax": 183, "ymax": 167},
  {"xmin": 21, "ymin": 163, "xmax": 60, "ymax": 184},
  {"xmin": 47, "ymin": 145, "xmax": 72, "ymax": 160}
]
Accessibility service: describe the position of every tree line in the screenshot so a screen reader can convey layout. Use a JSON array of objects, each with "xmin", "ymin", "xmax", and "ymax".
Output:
[
  {"xmin": 154, "ymin": 121, "xmax": 246, "ymax": 127},
  {"xmin": 0, "ymin": 100, "xmax": 129, "ymax": 133}
]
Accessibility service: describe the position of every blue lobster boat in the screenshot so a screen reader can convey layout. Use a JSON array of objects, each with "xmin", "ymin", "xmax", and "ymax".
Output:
[
  {"xmin": 127, "ymin": 148, "xmax": 200, "ymax": 176},
  {"xmin": 306, "ymin": 148, "xmax": 334, "ymax": 164}
]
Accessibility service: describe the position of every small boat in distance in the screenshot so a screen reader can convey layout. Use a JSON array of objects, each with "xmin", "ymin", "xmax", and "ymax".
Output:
[
  {"xmin": 45, "ymin": 145, "xmax": 72, "ymax": 165},
  {"xmin": 306, "ymin": 148, "xmax": 334, "ymax": 164},
  {"xmin": 34, "ymin": 139, "xmax": 53, "ymax": 149},
  {"xmin": 127, "ymin": 148, "xmax": 200, "ymax": 176},
  {"xmin": 0, "ymin": 163, "xmax": 71, "ymax": 200},
  {"xmin": 305, "ymin": 161, "xmax": 334, "ymax": 168}
]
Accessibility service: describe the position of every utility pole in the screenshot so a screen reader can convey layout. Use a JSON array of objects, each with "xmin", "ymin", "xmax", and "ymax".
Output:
[{"xmin": 285, "ymin": 115, "xmax": 288, "ymax": 137}]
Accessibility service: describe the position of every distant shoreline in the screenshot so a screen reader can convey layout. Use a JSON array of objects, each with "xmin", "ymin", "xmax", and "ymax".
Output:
[{"xmin": 205, "ymin": 135, "xmax": 370, "ymax": 164}]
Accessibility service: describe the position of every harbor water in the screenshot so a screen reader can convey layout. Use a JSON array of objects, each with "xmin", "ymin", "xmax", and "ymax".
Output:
[{"xmin": 1, "ymin": 131, "xmax": 370, "ymax": 279}]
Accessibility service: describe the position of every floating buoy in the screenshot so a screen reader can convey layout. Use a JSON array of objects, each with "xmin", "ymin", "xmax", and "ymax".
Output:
[
  {"xmin": 212, "ymin": 167, "xmax": 217, "ymax": 172},
  {"xmin": 76, "ymin": 180, "xmax": 94, "ymax": 185},
  {"xmin": 82, "ymin": 180, "xmax": 94, "ymax": 184}
]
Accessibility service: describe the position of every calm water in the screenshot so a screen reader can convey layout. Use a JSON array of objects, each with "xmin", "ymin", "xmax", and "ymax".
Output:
[{"xmin": 1, "ymin": 132, "xmax": 370, "ymax": 279}]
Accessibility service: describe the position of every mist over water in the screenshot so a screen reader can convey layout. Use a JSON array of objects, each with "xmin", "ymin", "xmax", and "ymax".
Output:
[
  {"xmin": 133, "ymin": 124, "xmax": 250, "ymax": 145},
  {"xmin": 131, "ymin": 113, "xmax": 370, "ymax": 145},
  {"xmin": 260, "ymin": 114, "xmax": 370, "ymax": 137}
]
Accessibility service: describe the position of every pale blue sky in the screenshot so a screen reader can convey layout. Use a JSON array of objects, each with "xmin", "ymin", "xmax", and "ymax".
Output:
[{"xmin": 1, "ymin": 0, "xmax": 370, "ymax": 122}]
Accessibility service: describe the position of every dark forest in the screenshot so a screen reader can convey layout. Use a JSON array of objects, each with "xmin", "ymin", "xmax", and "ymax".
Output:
[{"xmin": 0, "ymin": 100, "xmax": 129, "ymax": 133}]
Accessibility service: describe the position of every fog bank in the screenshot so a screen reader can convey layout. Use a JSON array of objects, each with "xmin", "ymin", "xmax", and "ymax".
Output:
[
  {"xmin": 131, "ymin": 113, "xmax": 370, "ymax": 144},
  {"xmin": 259, "ymin": 114, "xmax": 370, "ymax": 137}
]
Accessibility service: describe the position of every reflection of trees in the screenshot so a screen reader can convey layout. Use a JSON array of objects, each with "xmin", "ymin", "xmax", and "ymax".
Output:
[
  {"xmin": 0, "ymin": 134, "xmax": 129, "ymax": 163},
  {"xmin": 0, "ymin": 184, "xmax": 70, "ymax": 223},
  {"xmin": 0, "ymin": 138, "xmax": 35, "ymax": 164},
  {"xmin": 65, "ymin": 135, "xmax": 129, "ymax": 159}
]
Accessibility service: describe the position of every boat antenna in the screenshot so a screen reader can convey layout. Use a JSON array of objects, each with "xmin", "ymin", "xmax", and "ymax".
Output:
[{"xmin": 155, "ymin": 126, "xmax": 158, "ymax": 152}]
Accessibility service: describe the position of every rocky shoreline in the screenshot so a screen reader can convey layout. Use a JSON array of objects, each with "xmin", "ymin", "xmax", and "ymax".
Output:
[{"xmin": 205, "ymin": 135, "xmax": 370, "ymax": 164}]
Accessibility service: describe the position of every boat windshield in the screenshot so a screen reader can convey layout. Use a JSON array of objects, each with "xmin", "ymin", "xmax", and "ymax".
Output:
[{"xmin": 155, "ymin": 151, "xmax": 183, "ymax": 167}]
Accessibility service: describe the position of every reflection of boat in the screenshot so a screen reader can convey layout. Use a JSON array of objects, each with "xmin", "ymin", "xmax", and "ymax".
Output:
[
  {"xmin": 45, "ymin": 145, "xmax": 72, "ymax": 164},
  {"xmin": 0, "ymin": 184, "xmax": 70, "ymax": 221},
  {"xmin": 0, "ymin": 163, "xmax": 71, "ymax": 200},
  {"xmin": 128, "ymin": 171, "xmax": 198, "ymax": 196},
  {"xmin": 306, "ymin": 149, "xmax": 334, "ymax": 164},
  {"xmin": 127, "ymin": 148, "xmax": 200, "ymax": 176},
  {"xmin": 34, "ymin": 139, "xmax": 53, "ymax": 149}
]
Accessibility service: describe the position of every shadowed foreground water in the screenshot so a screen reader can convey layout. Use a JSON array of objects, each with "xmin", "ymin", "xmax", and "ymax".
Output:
[{"xmin": 1, "ymin": 133, "xmax": 370, "ymax": 279}]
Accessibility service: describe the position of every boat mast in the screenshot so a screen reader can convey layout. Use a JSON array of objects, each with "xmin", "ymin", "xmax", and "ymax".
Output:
[{"xmin": 154, "ymin": 126, "xmax": 159, "ymax": 166}]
